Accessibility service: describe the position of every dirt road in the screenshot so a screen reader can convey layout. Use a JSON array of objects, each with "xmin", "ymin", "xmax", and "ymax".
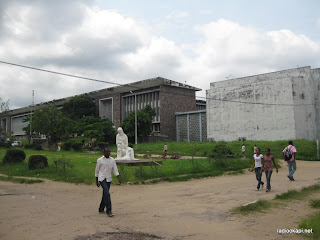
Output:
[{"xmin": 0, "ymin": 160, "xmax": 319, "ymax": 240}]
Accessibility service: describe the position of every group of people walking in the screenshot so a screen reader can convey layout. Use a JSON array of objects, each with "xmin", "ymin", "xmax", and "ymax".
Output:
[
  {"xmin": 250, "ymin": 140, "xmax": 297, "ymax": 192},
  {"xmin": 95, "ymin": 141, "xmax": 298, "ymax": 217}
]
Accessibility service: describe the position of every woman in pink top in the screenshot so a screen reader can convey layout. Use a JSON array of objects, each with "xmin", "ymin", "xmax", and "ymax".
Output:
[{"xmin": 262, "ymin": 148, "xmax": 278, "ymax": 192}]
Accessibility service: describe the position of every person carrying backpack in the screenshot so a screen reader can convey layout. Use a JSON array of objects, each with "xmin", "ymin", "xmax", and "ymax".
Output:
[{"xmin": 282, "ymin": 141, "xmax": 297, "ymax": 181}]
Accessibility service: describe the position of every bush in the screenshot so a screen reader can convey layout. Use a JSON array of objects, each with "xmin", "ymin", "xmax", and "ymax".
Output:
[
  {"xmin": 92, "ymin": 147, "xmax": 101, "ymax": 152},
  {"xmin": 24, "ymin": 144, "xmax": 35, "ymax": 149},
  {"xmin": 62, "ymin": 142, "xmax": 72, "ymax": 151},
  {"xmin": 209, "ymin": 142, "xmax": 234, "ymax": 158},
  {"xmin": 2, "ymin": 149, "xmax": 26, "ymax": 164},
  {"xmin": 34, "ymin": 144, "xmax": 43, "ymax": 150},
  {"xmin": 72, "ymin": 143, "xmax": 83, "ymax": 151},
  {"xmin": 214, "ymin": 158, "xmax": 228, "ymax": 169},
  {"xmin": 96, "ymin": 142, "xmax": 109, "ymax": 151},
  {"xmin": 28, "ymin": 155, "xmax": 48, "ymax": 170},
  {"xmin": 0, "ymin": 142, "xmax": 11, "ymax": 148}
]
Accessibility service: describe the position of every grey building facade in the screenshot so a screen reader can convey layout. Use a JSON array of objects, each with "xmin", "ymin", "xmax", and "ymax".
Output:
[{"xmin": 206, "ymin": 66, "xmax": 320, "ymax": 141}]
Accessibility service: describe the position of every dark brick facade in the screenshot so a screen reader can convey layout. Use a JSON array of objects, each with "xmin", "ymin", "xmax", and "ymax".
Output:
[
  {"xmin": 160, "ymin": 85, "xmax": 196, "ymax": 140},
  {"xmin": 2, "ymin": 77, "xmax": 200, "ymax": 142},
  {"xmin": 94, "ymin": 93, "xmax": 121, "ymax": 128}
]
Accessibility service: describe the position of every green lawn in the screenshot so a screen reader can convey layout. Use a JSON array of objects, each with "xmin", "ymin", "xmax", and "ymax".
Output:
[
  {"xmin": 0, "ymin": 139, "xmax": 317, "ymax": 185},
  {"xmin": 0, "ymin": 147, "xmax": 252, "ymax": 184},
  {"xmin": 133, "ymin": 139, "xmax": 318, "ymax": 160}
]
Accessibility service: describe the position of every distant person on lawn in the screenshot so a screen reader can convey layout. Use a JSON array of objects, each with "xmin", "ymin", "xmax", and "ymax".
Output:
[
  {"xmin": 241, "ymin": 144, "xmax": 246, "ymax": 158},
  {"xmin": 95, "ymin": 147, "xmax": 121, "ymax": 217},
  {"xmin": 163, "ymin": 143, "xmax": 168, "ymax": 155}
]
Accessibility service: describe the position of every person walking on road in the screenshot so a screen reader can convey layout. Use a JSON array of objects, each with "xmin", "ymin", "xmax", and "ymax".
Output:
[
  {"xmin": 282, "ymin": 141, "xmax": 297, "ymax": 181},
  {"xmin": 95, "ymin": 147, "xmax": 121, "ymax": 217},
  {"xmin": 251, "ymin": 148, "xmax": 264, "ymax": 190},
  {"xmin": 262, "ymin": 148, "xmax": 278, "ymax": 192}
]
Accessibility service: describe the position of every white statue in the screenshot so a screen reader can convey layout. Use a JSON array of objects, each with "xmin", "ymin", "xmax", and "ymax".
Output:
[{"xmin": 115, "ymin": 127, "xmax": 138, "ymax": 160}]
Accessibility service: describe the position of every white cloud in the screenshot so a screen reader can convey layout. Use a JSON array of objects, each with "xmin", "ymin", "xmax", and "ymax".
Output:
[
  {"xmin": 0, "ymin": 2, "xmax": 319, "ymax": 109},
  {"xmin": 166, "ymin": 11, "xmax": 189, "ymax": 20}
]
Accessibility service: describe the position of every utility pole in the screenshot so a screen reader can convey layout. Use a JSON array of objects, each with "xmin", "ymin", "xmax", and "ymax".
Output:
[
  {"xmin": 135, "ymin": 93, "xmax": 138, "ymax": 150},
  {"xmin": 30, "ymin": 90, "xmax": 34, "ymax": 142}
]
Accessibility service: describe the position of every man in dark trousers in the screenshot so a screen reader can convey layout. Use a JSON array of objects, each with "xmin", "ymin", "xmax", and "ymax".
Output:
[{"xmin": 95, "ymin": 147, "xmax": 121, "ymax": 217}]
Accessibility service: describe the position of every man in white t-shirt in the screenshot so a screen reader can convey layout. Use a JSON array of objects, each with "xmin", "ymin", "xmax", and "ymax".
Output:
[{"xmin": 95, "ymin": 147, "xmax": 121, "ymax": 217}]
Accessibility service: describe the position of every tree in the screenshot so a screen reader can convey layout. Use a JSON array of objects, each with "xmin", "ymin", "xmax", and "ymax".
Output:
[
  {"xmin": 121, "ymin": 105, "xmax": 156, "ymax": 142},
  {"xmin": 62, "ymin": 95, "xmax": 96, "ymax": 120},
  {"xmin": 83, "ymin": 117, "xmax": 116, "ymax": 144},
  {"xmin": 0, "ymin": 98, "xmax": 9, "ymax": 113},
  {"xmin": 23, "ymin": 106, "xmax": 72, "ymax": 144},
  {"xmin": 0, "ymin": 98, "xmax": 9, "ymax": 137}
]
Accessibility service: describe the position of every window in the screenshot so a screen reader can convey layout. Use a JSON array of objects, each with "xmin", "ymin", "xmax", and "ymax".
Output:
[{"xmin": 99, "ymin": 98, "xmax": 113, "ymax": 121}]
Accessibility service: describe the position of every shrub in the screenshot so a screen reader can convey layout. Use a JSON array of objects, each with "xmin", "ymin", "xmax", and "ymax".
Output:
[
  {"xmin": 24, "ymin": 144, "xmax": 35, "ymax": 149},
  {"xmin": 53, "ymin": 157, "xmax": 73, "ymax": 172},
  {"xmin": 34, "ymin": 144, "xmax": 43, "ymax": 150},
  {"xmin": 96, "ymin": 142, "xmax": 109, "ymax": 150},
  {"xmin": 209, "ymin": 142, "xmax": 234, "ymax": 158},
  {"xmin": 169, "ymin": 152, "xmax": 181, "ymax": 159},
  {"xmin": 2, "ymin": 149, "xmax": 26, "ymax": 164},
  {"xmin": 0, "ymin": 142, "xmax": 8, "ymax": 147},
  {"xmin": 72, "ymin": 143, "xmax": 83, "ymax": 151},
  {"xmin": 62, "ymin": 142, "xmax": 72, "ymax": 151},
  {"xmin": 0, "ymin": 141, "xmax": 11, "ymax": 148},
  {"xmin": 24, "ymin": 144, "xmax": 42, "ymax": 150},
  {"xmin": 92, "ymin": 147, "xmax": 101, "ymax": 152},
  {"xmin": 28, "ymin": 155, "xmax": 48, "ymax": 170},
  {"xmin": 214, "ymin": 158, "xmax": 228, "ymax": 169}
]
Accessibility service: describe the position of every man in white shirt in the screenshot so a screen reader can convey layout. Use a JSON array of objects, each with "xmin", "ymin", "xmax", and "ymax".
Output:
[{"xmin": 95, "ymin": 147, "xmax": 121, "ymax": 217}]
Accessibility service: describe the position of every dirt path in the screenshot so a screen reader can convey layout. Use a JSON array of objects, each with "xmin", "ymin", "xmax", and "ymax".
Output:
[{"xmin": 0, "ymin": 160, "xmax": 319, "ymax": 240}]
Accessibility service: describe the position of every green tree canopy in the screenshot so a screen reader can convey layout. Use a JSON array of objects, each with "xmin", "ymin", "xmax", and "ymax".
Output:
[
  {"xmin": 83, "ymin": 117, "xmax": 116, "ymax": 144},
  {"xmin": 23, "ymin": 106, "xmax": 72, "ymax": 143},
  {"xmin": 62, "ymin": 95, "xmax": 96, "ymax": 120},
  {"xmin": 121, "ymin": 105, "xmax": 156, "ymax": 143}
]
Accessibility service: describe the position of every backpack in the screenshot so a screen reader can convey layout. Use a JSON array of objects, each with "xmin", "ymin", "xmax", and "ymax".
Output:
[{"xmin": 284, "ymin": 146, "xmax": 292, "ymax": 161}]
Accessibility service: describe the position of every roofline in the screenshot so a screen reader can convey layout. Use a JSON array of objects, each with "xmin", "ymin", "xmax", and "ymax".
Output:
[{"xmin": 3, "ymin": 77, "xmax": 201, "ymax": 114}]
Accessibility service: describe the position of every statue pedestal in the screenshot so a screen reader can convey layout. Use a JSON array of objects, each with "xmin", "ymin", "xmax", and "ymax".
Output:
[
  {"xmin": 115, "ymin": 157, "xmax": 139, "ymax": 161},
  {"xmin": 115, "ymin": 160, "xmax": 162, "ymax": 166}
]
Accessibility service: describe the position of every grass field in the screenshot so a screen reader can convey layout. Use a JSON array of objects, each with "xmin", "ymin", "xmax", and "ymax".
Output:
[
  {"xmin": 232, "ymin": 183, "xmax": 320, "ymax": 239},
  {"xmin": 0, "ymin": 139, "xmax": 317, "ymax": 185},
  {"xmin": 132, "ymin": 139, "xmax": 318, "ymax": 160},
  {"xmin": 0, "ymin": 147, "xmax": 252, "ymax": 184},
  {"xmin": 232, "ymin": 183, "xmax": 320, "ymax": 215}
]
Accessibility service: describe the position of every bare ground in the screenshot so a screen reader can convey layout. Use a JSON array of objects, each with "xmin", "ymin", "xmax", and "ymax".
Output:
[{"xmin": 0, "ymin": 160, "xmax": 319, "ymax": 240}]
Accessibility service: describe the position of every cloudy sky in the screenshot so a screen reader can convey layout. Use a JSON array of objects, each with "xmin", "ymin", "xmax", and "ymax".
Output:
[{"xmin": 0, "ymin": 0, "xmax": 319, "ymax": 110}]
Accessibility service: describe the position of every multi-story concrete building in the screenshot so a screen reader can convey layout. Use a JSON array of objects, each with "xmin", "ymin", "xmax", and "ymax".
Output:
[
  {"xmin": 0, "ymin": 77, "xmax": 201, "ymax": 141},
  {"xmin": 206, "ymin": 66, "xmax": 319, "ymax": 141}
]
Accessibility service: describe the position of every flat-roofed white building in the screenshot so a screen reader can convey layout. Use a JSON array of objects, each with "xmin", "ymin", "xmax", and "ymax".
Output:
[{"xmin": 206, "ymin": 66, "xmax": 319, "ymax": 141}]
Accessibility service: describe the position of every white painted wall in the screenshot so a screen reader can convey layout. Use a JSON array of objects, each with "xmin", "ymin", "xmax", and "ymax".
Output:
[
  {"xmin": 207, "ymin": 67, "xmax": 318, "ymax": 141},
  {"xmin": 311, "ymin": 68, "xmax": 320, "ymax": 139}
]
